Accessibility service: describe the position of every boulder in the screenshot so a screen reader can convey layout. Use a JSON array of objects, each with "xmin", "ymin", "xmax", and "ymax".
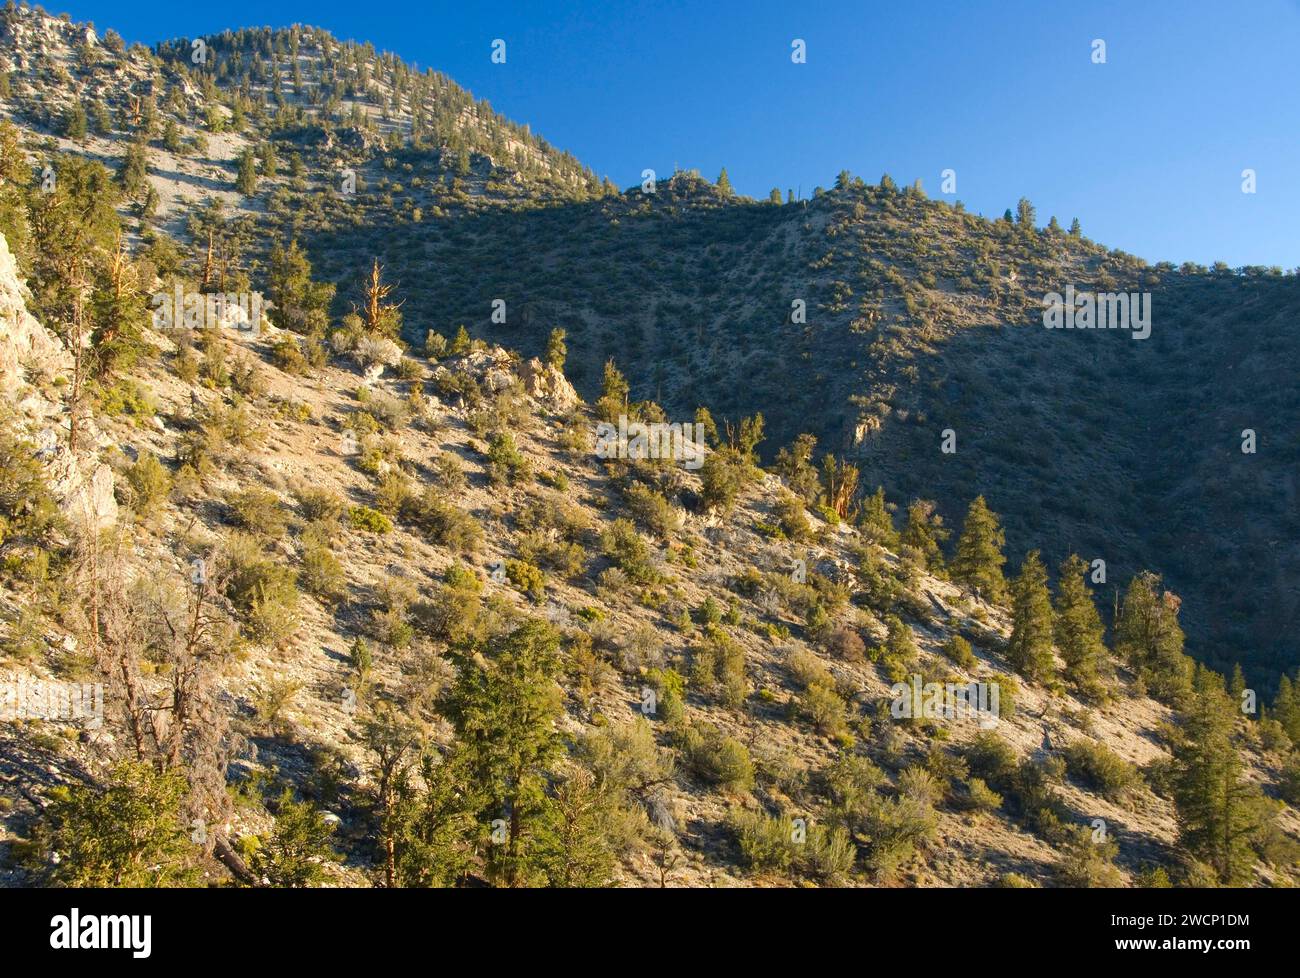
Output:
[{"xmin": 519, "ymin": 357, "xmax": 579, "ymax": 412}]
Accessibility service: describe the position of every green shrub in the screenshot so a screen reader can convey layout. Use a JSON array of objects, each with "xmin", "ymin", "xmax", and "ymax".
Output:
[
  {"xmin": 402, "ymin": 488, "xmax": 483, "ymax": 552},
  {"xmin": 506, "ymin": 558, "xmax": 546, "ymax": 602},
  {"xmin": 293, "ymin": 485, "xmax": 345, "ymax": 524},
  {"xmin": 600, "ymin": 518, "xmax": 657, "ymax": 584},
  {"xmin": 231, "ymin": 488, "xmax": 289, "ymax": 539},
  {"xmin": 1062, "ymin": 740, "xmax": 1140, "ymax": 802},
  {"xmin": 348, "ymin": 505, "xmax": 393, "ymax": 534},
  {"xmin": 942, "ymin": 634, "xmax": 977, "ymax": 669},
  {"xmin": 680, "ymin": 723, "xmax": 754, "ymax": 793},
  {"xmin": 125, "ymin": 452, "xmax": 172, "ymax": 516},
  {"xmin": 224, "ymin": 535, "xmax": 300, "ymax": 645}
]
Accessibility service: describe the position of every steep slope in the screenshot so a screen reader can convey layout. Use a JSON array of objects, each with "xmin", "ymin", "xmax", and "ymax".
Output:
[
  {"xmin": 0, "ymin": 5, "xmax": 1297, "ymax": 889},
  {"xmin": 1, "ymin": 5, "xmax": 1294, "ymax": 683}
]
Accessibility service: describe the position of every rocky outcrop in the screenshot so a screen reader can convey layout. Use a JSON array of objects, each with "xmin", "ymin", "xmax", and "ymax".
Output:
[
  {"xmin": 519, "ymin": 357, "xmax": 580, "ymax": 412},
  {"xmin": 0, "ymin": 233, "xmax": 70, "ymax": 396},
  {"xmin": 0, "ymin": 232, "xmax": 116, "ymax": 530}
]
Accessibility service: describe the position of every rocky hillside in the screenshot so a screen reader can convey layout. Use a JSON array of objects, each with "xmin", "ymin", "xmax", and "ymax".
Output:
[{"xmin": 0, "ymin": 5, "xmax": 1297, "ymax": 888}]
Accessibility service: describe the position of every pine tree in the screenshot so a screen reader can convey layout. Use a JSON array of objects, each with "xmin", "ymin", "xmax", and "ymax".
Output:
[
  {"xmin": 951, "ymin": 495, "xmax": 1006, "ymax": 602},
  {"xmin": 716, "ymin": 167, "xmax": 733, "ymax": 195},
  {"xmin": 1069, "ymin": 217, "xmax": 1082, "ymax": 236},
  {"xmin": 450, "ymin": 619, "xmax": 564, "ymax": 887},
  {"xmin": 545, "ymin": 327, "xmax": 566, "ymax": 370},
  {"xmin": 857, "ymin": 486, "xmax": 898, "ymax": 548},
  {"xmin": 819, "ymin": 454, "xmax": 859, "ymax": 519},
  {"xmin": 359, "ymin": 258, "xmax": 402, "ymax": 337},
  {"xmin": 1115, "ymin": 572, "xmax": 1191, "ymax": 704},
  {"xmin": 250, "ymin": 789, "xmax": 338, "ymax": 887},
  {"xmin": 1006, "ymin": 551, "xmax": 1055, "ymax": 682},
  {"xmin": 596, "ymin": 359, "xmax": 630, "ymax": 421},
  {"xmin": 0, "ymin": 121, "xmax": 32, "ymax": 270},
  {"xmin": 901, "ymin": 499, "xmax": 948, "ymax": 571},
  {"xmin": 236, "ymin": 147, "xmax": 258, "ymax": 195},
  {"xmin": 773, "ymin": 433, "xmax": 819, "ymax": 503},
  {"xmin": 1171, "ymin": 671, "xmax": 1265, "ymax": 885},
  {"xmin": 1054, "ymin": 554, "xmax": 1109, "ymax": 699},
  {"xmin": 1228, "ymin": 664, "xmax": 1247, "ymax": 708},
  {"xmin": 29, "ymin": 761, "xmax": 199, "ymax": 886},
  {"xmin": 63, "ymin": 103, "xmax": 88, "ymax": 141},
  {"xmin": 1272, "ymin": 675, "xmax": 1300, "ymax": 744},
  {"xmin": 1016, "ymin": 197, "xmax": 1036, "ymax": 227},
  {"xmin": 117, "ymin": 136, "xmax": 149, "ymax": 199}
]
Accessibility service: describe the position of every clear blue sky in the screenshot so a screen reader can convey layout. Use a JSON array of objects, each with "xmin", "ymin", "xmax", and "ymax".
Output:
[{"xmin": 54, "ymin": 0, "xmax": 1300, "ymax": 267}]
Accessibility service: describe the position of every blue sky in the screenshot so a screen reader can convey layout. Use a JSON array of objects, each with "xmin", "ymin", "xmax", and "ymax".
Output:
[{"xmin": 52, "ymin": 0, "xmax": 1300, "ymax": 267}]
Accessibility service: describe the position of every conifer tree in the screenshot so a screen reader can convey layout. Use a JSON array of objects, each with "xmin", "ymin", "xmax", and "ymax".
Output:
[
  {"xmin": 235, "ymin": 147, "xmax": 258, "ymax": 195},
  {"xmin": 1054, "ymin": 554, "xmax": 1109, "ymax": 699},
  {"xmin": 450, "ymin": 619, "xmax": 564, "ymax": 887},
  {"xmin": 951, "ymin": 495, "xmax": 1006, "ymax": 602},
  {"xmin": 901, "ymin": 499, "xmax": 948, "ymax": 571},
  {"xmin": 1272, "ymin": 675, "xmax": 1300, "ymax": 744},
  {"xmin": 858, "ymin": 486, "xmax": 898, "ymax": 549},
  {"xmin": 1006, "ymin": 551, "xmax": 1055, "ymax": 682},
  {"xmin": 545, "ymin": 327, "xmax": 566, "ymax": 370},
  {"xmin": 774, "ymin": 433, "xmax": 819, "ymax": 503},
  {"xmin": 1115, "ymin": 572, "xmax": 1192, "ymax": 704},
  {"xmin": 716, "ymin": 167, "xmax": 733, "ymax": 195},
  {"xmin": 1171, "ymin": 670, "xmax": 1266, "ymax": 885},
  {"xmin": 596, "ymin": 359, "xmax": 630, "ymax": 422}
]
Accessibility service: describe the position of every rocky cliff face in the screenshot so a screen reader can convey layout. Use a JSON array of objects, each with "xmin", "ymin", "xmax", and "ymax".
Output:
[
  {"xmin": 0, "ymin": 232, "xmax": 115, "ymax": 530},
  {"xmin": 0, "ymin": 232, "xmax": 69, "ymax": 398}
]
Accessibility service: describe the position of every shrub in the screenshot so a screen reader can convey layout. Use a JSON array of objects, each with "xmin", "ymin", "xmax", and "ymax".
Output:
[
  {"xmin": 506, "ymin": 559, "xmax": 546, "ymax": 603},
  {"xmin": 1062, "ymin": 740, "xmax": 1140, "ymax": 802},
  {"xmin": 231, "ymin": 488, "xmax": 289, "ymax": 539},
  {"xmin": 680, "ymin": 723, "xmax": 754, "ymax": 792},
  {"xmin": 861, "ymin": 793, "xmax": 936, "ymax": 880},
  {"xmin": 293, "ymin": 485, "xmax": 345, "ymax": 524},
  {"xmin": 600, "ymin": 518, "xmax": 657, "ymax": 584},
  {"xmin": 942, "ymin": 634, "xmax": 978, "ymax": 669},
  {"xmin": 772, "ymin": 493, "xmax": 812, "ymax": 541},
  {"xmin": 402, "ymin": 489, "xmax": 483, "ymax": 553},
  {"xmin": 348, "ymin": 505, "xmax": 393, "ymax": 534},
  {"xmin": 125, "ymin": 452, "xmax": 172, "ymax": 516},
  {"xmin": 825, "ymin": 625, "xmax": 866, "ymax": 662},
  {"xmin": 801, "ymin": 681, "xmax": 850, "ymax": 740},
  {"xmin": 624, "ymin": 482, "xmax": 682, "ymax": 540},
  {"xmin": 485, "ymin": 430, "xmax": 530, "ymax": 486},
  {"xmin": 270, "ymin": 335, "xmax": 308, "ymax": 375},
  {"xmin": 224, "ymin": 535, "xmax": 301, "ymax": 645},
  {"xmin": 689, "ymin": 626, "xmax": 748, "ymax": 707},
  {"xmin": 300, "ymin": 535, "xmax": 344, "ymax": 601}
]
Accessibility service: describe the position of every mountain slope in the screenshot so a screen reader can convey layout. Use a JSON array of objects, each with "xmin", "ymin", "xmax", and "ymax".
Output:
[{"xmin": 0, "ymin": 5, "xmax": 1297, "ymax": 888}]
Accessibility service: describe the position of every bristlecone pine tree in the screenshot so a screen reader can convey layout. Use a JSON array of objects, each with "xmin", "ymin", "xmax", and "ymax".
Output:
[
  {"xmin": 1053, "ymin": 554, "xmax": 1110, "ymax": 700},
  {"xmin": 1005, "ymin": 550, "xmax": 1055, "ymax": 682},
  {"xmin": 951, "ymin": 495, "xmax": 1006, "ymax": 603}
]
